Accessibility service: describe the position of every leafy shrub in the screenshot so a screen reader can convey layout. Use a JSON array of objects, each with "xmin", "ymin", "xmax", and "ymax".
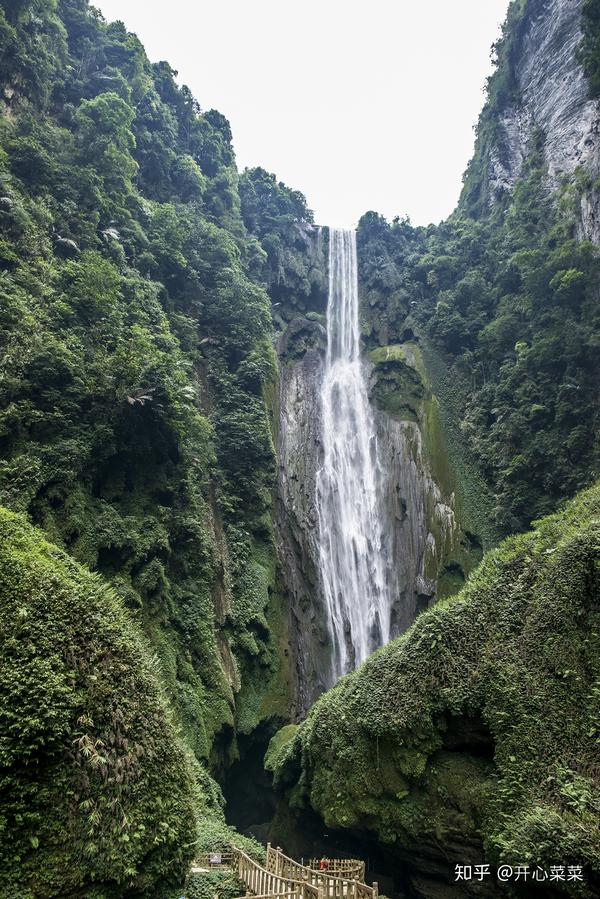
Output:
[{"xmin": 0, "ymin": 507, "xmax": 198, "ymax": 897}]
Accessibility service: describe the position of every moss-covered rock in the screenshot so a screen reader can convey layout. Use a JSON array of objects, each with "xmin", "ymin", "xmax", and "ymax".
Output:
[
  {"xmin": 369, "ymin": 340, "xmax": 485, "ymax": 595},
  {"xmin": 368, "ymin": 344, "xmax": 425, "ymax": 422},
  {"xmin": 265, "ymin": 724, "xmax": 299, "ymax": 776},
  {"xmin": 268, "ymin": 484, "xmax": 600, "ymax": 896},
  {"xmin": 0, "ymin": 507, "xmax": 200, "ymax": 897},
  {"xmin": 278, "ymin": 317, "xmax": 327, "ymax": 363}
]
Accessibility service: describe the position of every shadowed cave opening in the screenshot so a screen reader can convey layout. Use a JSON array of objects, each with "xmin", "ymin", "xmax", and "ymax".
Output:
[
  {"xmin": 222, "ymin": 726, "xmax": 411, "ymax": 898},
  {"xmin": 222, "ymin": 712, "xmax": 504, "ymax": 898}
]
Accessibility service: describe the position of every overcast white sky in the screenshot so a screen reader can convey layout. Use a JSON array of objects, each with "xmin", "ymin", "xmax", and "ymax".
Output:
[{"xmin": 95, "ymin": 0, "xmax": 510, "ymax": 227}]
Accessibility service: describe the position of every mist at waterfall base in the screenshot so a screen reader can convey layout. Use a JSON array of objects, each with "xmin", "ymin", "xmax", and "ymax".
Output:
[{"xmin": 317, "ymin": 228, "xmax": 394, "ymax": 683}]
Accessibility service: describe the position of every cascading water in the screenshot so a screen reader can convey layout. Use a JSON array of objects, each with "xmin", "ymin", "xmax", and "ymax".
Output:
[{"xmin": 316, "ymin": 227, "xmax": 391, "ymax": 683}]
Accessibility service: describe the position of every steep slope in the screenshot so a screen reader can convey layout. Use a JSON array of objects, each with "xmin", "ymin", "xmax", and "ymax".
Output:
[
  {"xmin": 3, "ymin": 1, "xmax": 600, "ymax": 891},
  {"xmin": 266, "ymin": 0, "xmax": 600, "ymax": 893},
  {"xmin": 461, "ymin": 0, "xmax": 600, "ymax": 231},
  {"xmin": 0, "ymin": 507, "xmax": 200, "ymax": 897},
  {"xmin": 356, "ymin": 0, "xmax": 600, "ymax": 536},
  {"xmin": 239, "ymin": 175, "xmax": 484, "ymax": 716},
  {"xmin": 0, "ymin": 0, "xmax": 295, "ymax": 779},
  {"xmin": 267, "ymin": 482, "xmax": 600, "ymax": 897}
]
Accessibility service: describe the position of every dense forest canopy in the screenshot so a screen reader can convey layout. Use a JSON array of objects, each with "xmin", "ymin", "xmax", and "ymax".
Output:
[
  {"xmin": 0, "ymin": 0, "xmax": 313, "ymax": 894},
  {"xmin": 357, "ymin": 0, "xmax": 600, "ymax": 534},
  {"xmin": 358, "ymin": 150, "xmax": 600, "ymax": 532}
]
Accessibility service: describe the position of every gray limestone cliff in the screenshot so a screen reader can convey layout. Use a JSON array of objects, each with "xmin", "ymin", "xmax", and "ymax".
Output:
[
  {"xmin": 273, "ymin": 233, "xmax": 479, "ymax": 717},
  {"xmin": 465, "ymin": 0, "xmax": 600, "ymax": 240},
  {"xmin": 276, "ymin": 341, "xmax": 327, "ymax": 716}
]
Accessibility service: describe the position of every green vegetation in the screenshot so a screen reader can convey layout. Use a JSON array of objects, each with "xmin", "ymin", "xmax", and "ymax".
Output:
[
  {"xmin": 368, "ymin": 344, "xmax": 424, "ymax": 421},
  {"xmin": 186, "ymin": 870, "xmax": 244, "ymax": 899},
  {"xmin": 240, "ymin": 167, "xmax": 327, "ymax": 326},
  {"xmin": 459, "ymin": 0, "xmax": 535, "ymax": 217},
  {"xmin": 358, "ymin": 141, "xmax": 600, "ymax": 535},
  {"xmin": 184, "ymin": 817, "xmax": 265, "ymax": 899},
  {"xmin": 0, "ymin": 0, "xmax": 312, "ymax": 888},
  {"xmin": 264, "ymin": 724, "xmax": 299, "ymax": 775},
  {"xmin": 0, "ymin": 0, "xmax": 294, "ymax": 783},
  {"xmin": 275, "ymin": 0, "xmax": 600, "ymax": 891},
  {"xmin": 358, "ymin": 0, "xmax": 600, "ymax": 541},
  {"xmin": 0, "ymin": 507, "xmax": 199, "ymax": 897},
  {"xmin": 269, "ymin": 483, "xmax": 600, "ymax": 894},
  {"xmin": 3, "ymin": 0, "xmax": 600, "ymax": 895}
]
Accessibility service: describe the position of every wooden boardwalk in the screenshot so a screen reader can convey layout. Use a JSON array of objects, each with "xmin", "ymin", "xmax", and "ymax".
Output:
[
  {"xmin": 266, "ymin": 845, "xmax": 366, "ymax": 885},
  {"xmin": 192, "ymin": 843, "xmax": 377, "ymax": 899}
]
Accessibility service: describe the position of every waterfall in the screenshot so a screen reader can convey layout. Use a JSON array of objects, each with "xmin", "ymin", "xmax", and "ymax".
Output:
[{"xmin": 316, "ymin": 227, "xmax": 391, "ymax": 682}]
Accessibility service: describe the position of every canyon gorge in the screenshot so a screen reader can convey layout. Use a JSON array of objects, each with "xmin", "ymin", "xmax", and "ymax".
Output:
[{"xmin": 0, "ymin": 0, "xmax": 599, "ymax": 897}]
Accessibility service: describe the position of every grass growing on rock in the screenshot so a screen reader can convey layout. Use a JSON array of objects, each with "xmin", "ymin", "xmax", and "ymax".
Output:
[
  {"xmin": 269, "ymin": 483, "xmax": 600, "ymax": 894},
  {"xmin": 0, "ymin": 506, "xmax": 204, "ymax": 897}
]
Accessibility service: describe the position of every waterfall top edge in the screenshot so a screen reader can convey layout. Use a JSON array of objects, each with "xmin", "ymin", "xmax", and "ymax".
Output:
[{"xmin": 319, "ymin": 224, "xmax": 357, "ymax": 234}]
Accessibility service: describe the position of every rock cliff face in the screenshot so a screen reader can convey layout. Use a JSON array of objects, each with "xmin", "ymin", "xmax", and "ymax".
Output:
[
  {"xmin": 269, "ymin": 225, "xmax": 328, "ymax": 716},
  {"xmin": 275, "ymin": 0, "xmax": 600, "ymax": 725},
  {"xmin": 368, "ymin": 343, "xmax": 483, "ymax": 628},
  {"xmin": 469, "ymin": 0, "xmax": 600, "ymax": 239},
  {"xmin": 375, "ymin": 413, "xmax": 457, "ymax": 629},
  {"xmin": 267, "ymin": 0, "xmax": 600, "ymax": 891},
  {"xmin": 276, "ymin": 341, "xmax": 327, "ymax": 715},
  {"xmin": 277, "ymin": 349, "xmax": 470, "ymax": 718},
  {"xmin": 492, "ymin": 1, "xmax": 598, "ymax": 185},
  {"xmin": 274, "ymin": 236, "xmax": 478, "ymax": 717}
]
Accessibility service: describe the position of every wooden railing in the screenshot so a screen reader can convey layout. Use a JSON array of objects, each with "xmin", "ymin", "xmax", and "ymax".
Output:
[
  {"xmin": 191, "ymin": 843, "xmax": 377, "ymax": 899},
  {"xmin": 233, "ymin": 846, "xmax": 319, "ymax": 899},
  {"xmin": 193, "ymin": 849, "xmax": 235, "ymax": 870},
  {"xmin": 266, "ymin": 845, "xmax": 364, "ymax": 883},
  {"xmin": 264, "ymin": 845, "xmax": 376, "ymax": 899},
  {"xmin": 243, "ymin": 894, "xmax": 301, "ymax": 899},
  {"xmin": 308, "ymin": 858, "xmax": 365, "ymax": 882}
]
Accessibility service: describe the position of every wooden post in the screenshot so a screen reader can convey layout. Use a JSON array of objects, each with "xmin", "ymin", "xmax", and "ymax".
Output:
[{"xmin": 372, "ymin": 883, "xmax": 378, "ymax": 899}]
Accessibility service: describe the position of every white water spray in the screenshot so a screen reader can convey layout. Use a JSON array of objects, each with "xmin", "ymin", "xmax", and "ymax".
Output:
[{"xmin": 316, "ymin": 228, "xmax": 391, "ymax": 682}]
